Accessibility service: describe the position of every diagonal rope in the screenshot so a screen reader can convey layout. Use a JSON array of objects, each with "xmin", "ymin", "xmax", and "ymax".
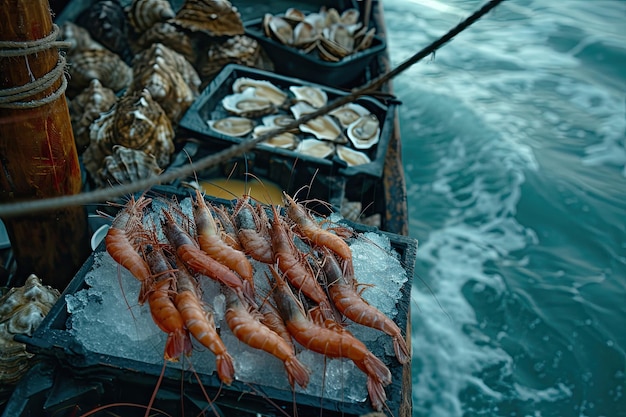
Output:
[{"xmin": 0, "ymin": 0, "xmax": 506, "ymax": 218}]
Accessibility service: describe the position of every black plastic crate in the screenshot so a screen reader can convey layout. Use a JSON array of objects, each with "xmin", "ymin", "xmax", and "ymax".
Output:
[
  {"xmin": 243, "ymin": 5, "xmax": 386, "ymax": 88},
  {"xmin": 178, "ymin": 64, "xmax": 396, "ymax": 180},
  {"xmin": 14, "ymin": 192, "xmax": 416, "ymax": 417}
]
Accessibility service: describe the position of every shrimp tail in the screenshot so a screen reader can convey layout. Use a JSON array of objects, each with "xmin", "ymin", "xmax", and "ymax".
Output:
[
  {"xmin": 394, "ymin": 335, "xmax": 411, "ymax": 365},
  {"xmin": 164, "ymin": 329, "xmax": 193, "ymax": 362},
  {"xmin": 367, "ymin": 376, "xmax": 388, "ymax": 412},
  {"xmin": 285, "ymin": 356, "xmax": 310, "ymax": 389},
  {"xmin": 363, "ymin": 353, "xmax": 392, "ymax": 386},
  {"xmin": 216, "ymin": 352, "xmax": 236, "ymax": 386}
]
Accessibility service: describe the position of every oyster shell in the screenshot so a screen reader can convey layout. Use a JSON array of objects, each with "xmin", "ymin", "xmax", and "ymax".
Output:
[
  {"xmin": 96, "ymin": 145, "xmax": 162, "ymax": 187},
  {"xmin": 289, "ymin": 85, "xmax": 327, "ymax": 108},
  {"xmin": 133, "ymin": 21, "xmax": 196, "ymax": 64},
  {"xmin": 296, "ymin": 138, "xmax": 335, "ymax": 159},
  {"xmin": 75, "ymin": 0, "xmax": 133, "ymax": 62},
  {"xmin": 208, "ymin": 116, "xmax": 254, "ymax": 137},
  {"xmin": 232, "ymin": 77, "xmax": 287, "ymax": 106},
  {"xmin": 66, "ymin": 48, "xmax": 133, "ymax": 97},
  {"xmin": 336, "ymin": 144, "xmax": 371, "ymax": 166},
  {"xmin": 129, "ymin": 43, "xmax": 200, "ymax": 123},
  {"xmin": 83, "ymin": 89, "xmax": 175, "ymax": 184},
  {"xmin": 347, "ymin": 114, "xmax": 380, "ymax": 149},
  {"xmin": 261, "ymin": 6, "xmax": 377, "ymax": 62},
  {"xmin": 127, "ymin": 0, "xmax": 175, "ymax": 34},
  {"xmin": 172, "ymin": 0, "xmax": 244, "ymax": 36},
  {"xmin": 0, "ymin": 274, "xmax": 59, "ymax": 387},
  {"xmin": 198, "ymin": 35, "xmax": 267, "ymax": 82},
  {"xmin": 253, "ymin": 126, "xmax": 298, "ymax": 149},
  {"xmin": 299, "ymin": 115, "xmax": 346, "ymax": 142},
  {"xmin": 289, "ymin": 101, "xmax": 316, "ymax": 120},
  {"xmin": 222, "ymin": 88, "xmax": 276, "ymax": 118},
  {"xmin": 59, "ymin": 21, "xmax": 105, "ymax": 54},
  {"xmin": 262, "ymin": 114, "xmax": 296, "ymax": 128},
  {"xmin": 329, "ymin": 103, "xmax": 370, "ymax": 128},
  {"xmin": 68, "ymin": 79, "xmax": 118, "ymax": 153}
]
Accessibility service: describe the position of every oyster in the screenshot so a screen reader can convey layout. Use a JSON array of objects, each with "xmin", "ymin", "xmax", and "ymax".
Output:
[
  {"xmin": 198, "ymin": 35, "xmax": 268, "ymax": 82},
  {"xmin": 66, "ymin": 48, "xmax": 133, "ymax": 97},
  {"xmin": 127, "ymin": 0, "xmax": 175, "ymax": 34},
  {"xmin": 336, "ymin": 144, "xmax": 371, "ymax": 166},
  {"xmin": 222, "ymin": 88, "xmax": 276, "ymax": 118},
  {"xmin": 253, "ymin": 126, "xmax": 298, "ymax": 149},
  {"xmin": 59, "ymin": 21, "xmax": 105, "ymax": 53},
  {"xmin": 68, "ymin": 79, "xmax": 118, "ymax": 153},
  {"xmin": 96, "ymin": 145, "xmax": 162, "ymax": 187},
  {"xmin": 133, "ymin": 21, "xmax": 196, "ymax": 64},
  {"xmin": 75, "ymin": 0, "xmax": 133, "ymax": 62},
  {"xmin": 299, "ymin": 115, "xmax": 346, "ymax": 142},
  {"xmin": 296, "ymin": 138, "xmax": 335, "ymax": 159},
  {"xmin": 208, "ymin": 117, "xmax": 254, "ymax": 137},
  {"xmin": 289, "ymin": 101, "xmax": 316, "ymax": 120},
  {"xmin": 232, "ymin": 77, "xmax": 287, "ymax": 106},
  {"xmin": 262, "ymin": 114, "xmax": 296, "ymax": 128},
  {"xmin": 289, "ymin": 85, "xmax": 327, "ymax": 108},
  {"xmin": 329, "ymin": 103, "xmax": 370, "ymax": 128},
  {"xmin": 172, "ymin": 0, "xmax": 244, "ymax": 36},
  {"xmin": 261, "ymin": 6, "xmax": 377, "ymax": 62},
  {"xmin": 129, "ymin": 43, "xmax": 200, "ymax": 123},
  {"xmin": 0, "ymin": 274, "xmax": 59, "ymax": 387},
  {"xmin": 347, "ymin": 114, "xmax": 380, "ymax": 149},
  {"xmin": 83, "ymin": 89, "xmax": 175, "ymax": 184}
]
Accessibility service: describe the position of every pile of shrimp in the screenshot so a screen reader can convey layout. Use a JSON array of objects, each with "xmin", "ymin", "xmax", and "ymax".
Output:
[{"xmin": 104, "ymin": 190, "xmax": 410, "ymax": 412}]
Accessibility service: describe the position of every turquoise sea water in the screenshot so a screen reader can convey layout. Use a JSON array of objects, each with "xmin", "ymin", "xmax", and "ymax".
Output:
[{"xmin": 383, "ymin": 1, "xmax": 626, "ymax": 416}]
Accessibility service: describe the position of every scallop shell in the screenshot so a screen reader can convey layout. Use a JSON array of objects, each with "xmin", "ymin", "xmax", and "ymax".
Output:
[
  {"xmin": 127, "ymin": 0, "xmax": 175, "ymax": 34},
  {"xmin": 83, "ymin": 89, "xmax": 175, "ymax": 183},
  {"xmin": 66, "ymin": 48, "xmax": 132, "ymax": 97},
  {"xmin": 133, "ymin": 21, "xmax": 196, "ymax": 64},
  {"xmin": 336, "ymin": 144, "xmax": 371, "ymax": 166},
  {"xmin": 68, "ymin": 79, "xmax": 118, "ymax": 153},
  {"xmin": 172, "ymin": 0, "xmax": 244, "ymax": 36},
  {"xmin": 0, "ymin": 274, "xmax": 59, "ymax": 386},
  {"xmin": 208, "ymin": 117, "xmax": 254, "ymax": 137},
  {"xmin": 347, "ymin": 114, "xmax": 380, "ymax": 149},
  {"xmin": 96, "ymin": 145, "xmax": 162, "ymax": 187},
  {"xmin": 75, "ymin": 0, "xmax": 133, "ymax": 62},
  {"xmin": 289, "ymin": 85, "xmax": 327, "ymax": 108},
  {"xmin": 222, "ymin": 88, "xmax": 276, "ymax": 118},
  {"xmin": 232, "ymin": 77, "xmax": 287, "ymax": 106}
]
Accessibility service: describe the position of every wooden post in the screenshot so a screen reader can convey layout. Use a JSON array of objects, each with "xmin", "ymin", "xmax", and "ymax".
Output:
[{"xmin": 0, "ymin": 0, "xmax": 90, "ymax": 290}]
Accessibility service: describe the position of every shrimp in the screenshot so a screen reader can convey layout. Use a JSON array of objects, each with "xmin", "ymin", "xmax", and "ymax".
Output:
[
  {"xmin": 320, "ymin": 249, "xmax": 410, "ymax": 365},
  {"xmin": 104, "ymin": 196, "xmax": 153, "ymax": 303},
  {"xmin": 213, "ymin": 204, "xmax": 243, "ymax": 251},
  {"xmin": 268, "ymin": 265, "xmax": 391, "ymax": 412},
  {"xmin": 174, "ymin": 259, "xmax": 235, "ymax": 385},
  {"xmin": 193, "ymin": 190, "xmax": 255, "ymax": 289},
  {"xmin": 270, "ymin": 204, "xmax": 335, "ymax": 320},
  {"xmin": 282, "ymin": 192, "xmax": 354, "ymax": 273},
  {"xmin": 145, "ymin": 245, "xmax": 192, "ymax": 362},
  {"xmin": 232, "ymin": 196, "xmax": 273, "ymax": 264},
  {"xmin": 224, "ymin": 288, "xmax": 310, "ymax": 389},
  {"xmin": 161, "ymin": 209, "xmax": 255, "ymax": 306}
]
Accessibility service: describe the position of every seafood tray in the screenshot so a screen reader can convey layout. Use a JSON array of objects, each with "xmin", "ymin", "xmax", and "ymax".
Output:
[
  {"xmin": 13, "ymin": 192, "xmax": 416, "ymax": 417},
  {"xmin": 243, "ymin": 4, "xmax": 386, "ymax": 87},
  {"xmin": 178, "ymin": 64, "xmax": 396, "ymax": 180}
]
